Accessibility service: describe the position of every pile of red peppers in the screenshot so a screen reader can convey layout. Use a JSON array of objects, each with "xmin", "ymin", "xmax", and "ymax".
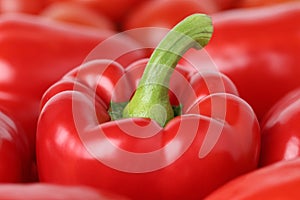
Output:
[{"xmin": 0, "ymin": 0, "xmax": 299, "ymax": 199}]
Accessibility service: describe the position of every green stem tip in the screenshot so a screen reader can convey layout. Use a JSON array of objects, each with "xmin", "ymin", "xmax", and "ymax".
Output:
[{"xmin": 122, "ymin": 13, "xmax": 213, "ymax": 127}]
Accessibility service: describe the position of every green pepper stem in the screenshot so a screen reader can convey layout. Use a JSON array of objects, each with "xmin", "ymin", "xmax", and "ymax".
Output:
[{"xmin": 122, "ymin": 14, "xmax": 213, "ymax": 127}]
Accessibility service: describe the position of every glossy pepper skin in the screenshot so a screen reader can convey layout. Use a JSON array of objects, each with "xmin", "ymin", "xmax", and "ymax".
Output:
[
  {"xmin": 0, "ymin": 110, "xmax": 31, "ymax": 182},
  {"xmin": 0, "ymin": 13, "xmax": 145, "ymax": 151},
  {"xmin": 259, "ymin": 88, "xmax": 300, "ymax": 167},
  {"xmin": 0, "ymin": 183, "xmax": 128, "ymax": 200},
  {"xmin": 37, "ymin": 14, "xmax": 260, "ymax": 199},
  {"xmin": 205, "ymin": 158, "xmax": 300, "ymax": 199},
  {"xmin": 205, "ymin": 2, "xmax": 300, "ymax": 120}
]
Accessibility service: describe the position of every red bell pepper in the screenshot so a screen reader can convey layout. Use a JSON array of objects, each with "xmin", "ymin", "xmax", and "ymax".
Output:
[
  {"xmin": 0, "ymin": 183, "xmax": 128, "ymax": 200},
  {"xmin": 233, "ymin": 0, "xmax": 298, "ymax": 8},
  {"xmin": 205, "ymin": 158, "xmax": 300, "ymax": 199},
  {"xmin": 37, "ymin": 14, "xmax": 260, "ymax": 199},
  {"xmin": 259, "ymin": 87, "xmax": 300, "ymax": 167},
  {"xmin": 205, "ymin": 2, "xmax": 300, "ymax": 120},
  {"xmin": 0, "ymin": 0, "xmax": 48, "ymax": 14},
  {"xmin": 0, "ymin": 110, "xmax": 31, "ymax": 182},
  {"xmin": 40, "ymin": 1, "xmax": 115, "ymax": 30},
  {"xmin": 123, "ymin": 0, "xmax": 239, "ymax": 31},
  {"xmin": 46, "ymin": 0, "xmax": 149, "ymax": 24},
  {"xmin": 123, "ymin": 0, "xmax": 213, "ymax": 30},
  {"xmin": 0, "ymin": 13, "xmax": 146, "ymax": 181}
]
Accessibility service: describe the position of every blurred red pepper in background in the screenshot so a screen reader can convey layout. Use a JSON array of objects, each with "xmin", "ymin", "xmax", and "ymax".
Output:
[
  {"xmin": 205, "ymin": 2, "xmax": 300, "ymax": 121},
  {"xmin": 0, "ymin": 0, "xmax": 150, "ymax": 29},
  {"xmin": 123, "ymin": 0, "xmax": 239, "ymax": 31},
  {"xmin": 40, "ymin": 1, "xmax": 116, "ymax": 30},
  {"xmin": 259, "ymin": 88, "xmax": 300, "ymax": 167},
  {"xmin": 234, "ymin": 0, "xmax": 298, "ymax": 8},
  {"xmin": 0, "ymin": 183, "xmax": 128, "ymax": 200},
  {"xmin": 123, "ymin": 0, "xmax": 212, "ymax": 30},
  {"xmin": 0, "ymin": 110, "xmax": 31, "ymax": 182},
  {"xmin": 46, "ymin": 0, "xmax": 149, "ymax": 25},
  {"xmin": 205, "ymin": 158, "xmax": 300, "ymax": 199},
  {"xmin": 0, "ymin": 0, "xmax": 48, "ymax": 14}
]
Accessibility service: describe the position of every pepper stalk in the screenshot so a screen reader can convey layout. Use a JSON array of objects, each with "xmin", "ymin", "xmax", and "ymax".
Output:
[{"xmin": 122, "ymin": 14, "xmax": 213, "ymax": 127}]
